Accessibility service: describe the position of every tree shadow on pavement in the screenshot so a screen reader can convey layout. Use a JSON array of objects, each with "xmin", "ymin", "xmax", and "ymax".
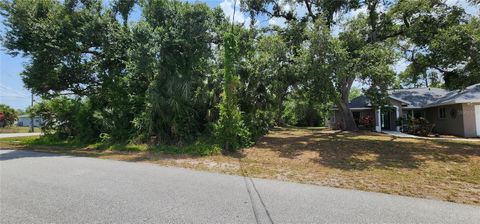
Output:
[{"xmin": 0, "ymin": 149, "xmax": 63, "ymax": 161}]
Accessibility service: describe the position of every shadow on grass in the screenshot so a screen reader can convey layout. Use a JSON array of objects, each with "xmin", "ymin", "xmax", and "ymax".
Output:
[{"xmin": 255, "ymin": 130, "xmax": 480, "ymax": 171}]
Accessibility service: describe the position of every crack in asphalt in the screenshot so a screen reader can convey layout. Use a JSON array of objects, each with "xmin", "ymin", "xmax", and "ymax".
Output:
[
  {"xmin": 248, "ymin": 177, "xmax": 274, "ymax": 224},
  {"xmin": 243, "ymin": 176, "xmax": 261, "ymax": 224},
  {"xmin": 239, "ymin": 159, "xmax": 274, "ymax": 224}
]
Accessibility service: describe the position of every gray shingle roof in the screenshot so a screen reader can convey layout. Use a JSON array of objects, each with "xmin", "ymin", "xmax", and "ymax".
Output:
[
  {"xmin": 348, "ymin": 83, "xmax": 480, "ymax": 109},
  {"xmin": 348, "ymin": 95, "xmax": 370, "ymax": 108},
  {"xmin": 426, "ymin": 83, "xmax": 480, "ymax": 107},
  {"xmin": 388, "ymin": 87, "xmax": 450, "ymax": 108}
]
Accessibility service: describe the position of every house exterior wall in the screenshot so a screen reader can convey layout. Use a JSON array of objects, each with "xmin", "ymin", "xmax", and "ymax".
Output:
[
  {"xmin": 462, "ymin": 103, "xmax": 480, "ymax": 137},
  {"xmin": 357, "ymin": 109, "xmax": 375, "ymax": 118},
  {"xmin": 329, "ymin": 99, "xmax": 403, "ymax": 131},
  {"xmin": 328, "ymin": 109, "xmax": 375, "ymax": 130},
  {"xmin": 328, "ymin": 110, "xmax": 340, "ymax": 129},
  {"xmin": 352, "ymin": 109, "xmax": 375, "ymax": 130},
  {"xmin": 336, "ymin": 90, "xmax": 479, "ymax": 137},
  {"xmin": 402, "ymin": 109, "xmax": 426, "ymax": 119},
  {"xmin": 17, "ymin": 117, "xmax": 42, "ymax": 127},
  {"xmin": 425, "ymin": 104, "xmax": 465, "ymax": 137}
]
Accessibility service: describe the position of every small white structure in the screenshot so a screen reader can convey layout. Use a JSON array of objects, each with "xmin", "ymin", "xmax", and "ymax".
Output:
[{"xmin": 17, "ymin": 115, "xmax": 43, "ymax": 127}]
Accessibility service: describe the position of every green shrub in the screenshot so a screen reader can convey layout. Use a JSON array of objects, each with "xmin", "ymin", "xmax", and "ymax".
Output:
[
  {"xmin": 182, "ymin": 141, "xmax": 222, "ymax": 156},
  {"xmin": 74, "ymin": 100, "xmax": 101, "ymax": 141},
  {"xmin": 30, "ymin": 97, "xmax": 99, "ymax": 141},
  {"xmin": 282, "ymin": 99, "xmax": 325, "ymax": 127},
  {"xmin": 99, "ymin": 133, "xmax": 112, "ymax": 143},
  {"xmin": 214, "ymin": 102, "xmax": 252, "ymax": 151},
  {"xmin": 0, "ymin": 104, "xmax": 18, "ymax": 127},
  {"xmin": 245, "ymin": 110, "xmax": 275, "ymax": 140},
  {"xmin": 30, "ymin": 97, "xmax": 77, "ymax": 138},
  {"xmin": 406, "ymin": 117, "xmax": 435, "ymax": 136}
]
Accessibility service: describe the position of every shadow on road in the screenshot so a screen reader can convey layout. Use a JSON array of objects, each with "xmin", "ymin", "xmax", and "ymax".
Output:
[{"xmin": 0, "ymin": 150, "xmax": 61, "ymax": 161}]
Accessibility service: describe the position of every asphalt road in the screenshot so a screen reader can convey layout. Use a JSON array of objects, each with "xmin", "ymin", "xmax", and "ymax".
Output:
[
  {"xmin": 0, "ymin": 133, "xmax": 42, "ymax": 138},
  {"xmin": 1, "ymin": 150, "xmax": 479, "ymax": 224}
]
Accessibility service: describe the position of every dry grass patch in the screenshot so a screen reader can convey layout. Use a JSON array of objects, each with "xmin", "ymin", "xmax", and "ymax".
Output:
[
  {"xmin": 0, "ymin": 126, "xmax": 40, "ymax": 133},
  {"xmin": 236, "ymin": 128, "xmax": 480, "ymax": 205},
  {"xmin": 1, "ymin": 127, "xmax": 479, "ymax": 205}
]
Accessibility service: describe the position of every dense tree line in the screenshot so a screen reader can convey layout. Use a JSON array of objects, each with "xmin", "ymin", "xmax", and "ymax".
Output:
[{"xmin": 1, "ymin": 0, "xmax": 478, "ymax": 151}]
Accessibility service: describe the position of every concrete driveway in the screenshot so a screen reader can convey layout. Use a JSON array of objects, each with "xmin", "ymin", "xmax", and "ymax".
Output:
[
  {"xmin": 0, "ymin": 132, "xmax": 42, "ymax": 138},
  {"xmin": 1, "ymin": 149, "xmax": 478, "ymax": 223}
]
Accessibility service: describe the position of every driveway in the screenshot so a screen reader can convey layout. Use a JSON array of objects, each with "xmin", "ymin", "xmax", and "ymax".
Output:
[
  {"xmin": 0, "ymin": 150, "xmax": 478, "ymax": 223},
  {"xmin": 383, "ymin": 131, "xmax": 480, "ymax": 142},
  {"xmin": 0, "ymin": 132, "xmax": 42, "ymax": 138}
]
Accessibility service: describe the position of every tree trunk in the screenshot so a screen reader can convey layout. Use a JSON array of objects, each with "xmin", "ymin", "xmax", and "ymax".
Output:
[
  {"xmin": 337, "ymin": 80, "xmax": 358, "ymax": 131},
  {"xmin": 275, "ymin": 92, "xmax": 286, "ymax": 125},
  {"xmin": 337, "ymin": 100, "xmax": 358, "ymax": 131},
  {"xmin": 275, "ymin": 101, "xmax": 284, "ymax": 126}
]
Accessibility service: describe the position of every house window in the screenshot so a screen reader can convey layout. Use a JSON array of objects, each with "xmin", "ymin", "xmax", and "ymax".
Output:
[{"xmin": 439, "ymin": 108, "xmax": 447, "ymax": 119}]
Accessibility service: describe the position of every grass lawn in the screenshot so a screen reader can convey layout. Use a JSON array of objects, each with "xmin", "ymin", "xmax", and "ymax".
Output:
[
  {"xmin": 1, "ymin": 127, "xmax": 479, "ymax": 205},
  {"xmin": 0, "ymin": 126, "xmax": 41, "ymax": 133}
]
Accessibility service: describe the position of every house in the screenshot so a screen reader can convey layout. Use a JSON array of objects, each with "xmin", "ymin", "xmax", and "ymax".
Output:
[
  {"xmin": 17, "ymin": 115, "xmax": 43, "ymax": 127},
  {"xmin": 329, "ymin": 83, "xmax": 480, "ymax": 137}
]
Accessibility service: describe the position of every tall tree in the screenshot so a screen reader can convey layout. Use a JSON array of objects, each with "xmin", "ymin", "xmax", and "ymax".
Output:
[
  {"xmin": 1, "ymin": 0, "xmax": 222, "ymax": 142},
  {"xmin": 1, "ymin": 0, "xmax": 111, "ymax": 96},
  {"xmin": 241, "ymin": 0, "xmax": 400, "ymax": 130},
  {"xmin": 304, "ymin": 18, "xmax": 397, "ymax": 130},
  {"xmin": 214, "ymin": 32, "xmax": 250, "ymax": 151},
  {"xmin": 135, "ymin": 0, "xmax": 219, "ymax": 144},
  {"xmin": 391, "ymin": 1, "xmax": 479, "ymax": 89}
]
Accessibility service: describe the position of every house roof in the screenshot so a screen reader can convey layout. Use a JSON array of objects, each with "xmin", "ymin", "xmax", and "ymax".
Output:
[
  {"xmin": 348, "ymin": 95, "xmax": 370, "ymax": 108},
  {"xmin": 426, "ymin": 83, "xmax": 480, "ymax": 107},
  {"xmin": 388, "ymin": 87, "xmax": 450, "ymax": 108},
  {"xmin": 348, "ymin": 83, "xmax": 480, "ymax": 109},
  {"xmin": 347, "ymin": 93, "xmax": 414, "ymax": 109}
]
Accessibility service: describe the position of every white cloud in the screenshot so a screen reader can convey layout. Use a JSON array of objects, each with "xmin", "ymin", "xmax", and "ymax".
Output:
[{"xmin": 220, "ymin": 0, "xmax": 251, "ymax": 26}]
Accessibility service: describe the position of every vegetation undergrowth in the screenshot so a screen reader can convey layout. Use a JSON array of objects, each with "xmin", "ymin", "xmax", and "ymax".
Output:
[{"xmin": 0, "ymin": 135, "xmax": 221, "ymax": 157}]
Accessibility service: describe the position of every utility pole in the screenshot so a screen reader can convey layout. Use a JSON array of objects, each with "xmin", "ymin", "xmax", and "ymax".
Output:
[{"xmin": 30, "ymin": 91, "xmax": 34, "ymax": 133}]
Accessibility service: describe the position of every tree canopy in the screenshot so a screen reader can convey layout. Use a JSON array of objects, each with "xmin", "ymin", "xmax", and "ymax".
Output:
[{"xmin": 1, "ymin": 0, "xmax": 478, "ymax": 151}]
